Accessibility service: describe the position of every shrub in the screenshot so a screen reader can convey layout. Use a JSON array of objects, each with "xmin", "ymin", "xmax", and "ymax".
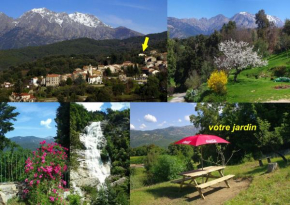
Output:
[
  {"xmin": 23, "ymin": 141, "xmax": 68, "ymax": 205},
  {"xmin": 67, "ymin": 194, "xmax": 81, "ymax": 205},
  {"xmin": 207, "ymin": 70, "xmax": 228, "ymax": 94},
  {"xmin": 272, "ymin": 66, "xmax": 288, "ymax": 77},
  {"xmin": 151, "ymin": 155, "xmax": 186, "ymax": 183}
]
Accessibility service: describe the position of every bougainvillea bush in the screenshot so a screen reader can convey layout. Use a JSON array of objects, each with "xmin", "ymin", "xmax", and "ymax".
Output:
[{"xmin": 23, "ymin": 140, "xmax": 69, "ymax": 205}]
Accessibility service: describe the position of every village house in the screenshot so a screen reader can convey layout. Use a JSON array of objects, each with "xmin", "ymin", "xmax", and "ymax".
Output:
[
  {"xmin": 1, "ymin": 82, "xmax": 14, "ymax": 88},
  {"xmin": 61, "ymin": 74, "xmax": 73, "ymax": 82},
  {"xmin": 150, "ymin": 50, "xmax": 158, "ymax": 55},
  {"xmin": 46, "ymin": 74, "xmax": 61, "ymax": 87},
  {"xmin": 88, "ymin": 66, "xmax": 103, "ymax": 84},
  {"xmin": 122, "ymin": 61, "xmax": 135, "ymax": 68},
  {"xmin": 10, "ymin": 92, "xmax": 36, "ymax": 102},
  {"xmin": 145, "ymin": 56, "xmax": 157, "ymax": 63},
  {"xmin": 119, "ymin": 74, "xmax": 127, "ymax": 82},
  {"xmin": 30, "ymin": 77, "xmax": 39, "ymax": 86}
]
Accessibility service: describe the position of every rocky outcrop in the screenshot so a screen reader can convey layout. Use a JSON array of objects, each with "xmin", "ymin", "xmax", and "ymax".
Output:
[{"xmin": 0, "ymin": 182, "xmax": 25, "ymax": 205}]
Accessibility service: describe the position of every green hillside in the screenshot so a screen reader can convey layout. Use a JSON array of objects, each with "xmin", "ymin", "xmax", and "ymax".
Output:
[
  {"xmin": 130, "ymin": 126, "xmax": 200, "ymax": 148},
  {"xmin": 0, "ymin": 32, "xmax": 166, "ymax": 69},
  {"xmin": 195, "ymin": 51, "xmax": 290, "ymax": 103}
]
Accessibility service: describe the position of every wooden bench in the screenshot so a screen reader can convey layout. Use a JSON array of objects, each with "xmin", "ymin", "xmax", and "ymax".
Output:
[{"xmin": 195, "ymin": 174, "xmax": 235, "ymax": 199}]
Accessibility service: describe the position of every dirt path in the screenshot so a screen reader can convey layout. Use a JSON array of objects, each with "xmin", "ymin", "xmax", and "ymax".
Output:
[
  {"xmin": 169, "ymin": 93, "xmax": 186, "ymax": 103},
  {"xmin": 144, "ymin": 178, "xmax": 251, "ymax": 205},
  {"xmin": 266, "ymin": 99, "xmax": 290, "ymax": 103},
  {"xmin": 131, "ymin": 164, "xmax": 144, "ymax": 168}
]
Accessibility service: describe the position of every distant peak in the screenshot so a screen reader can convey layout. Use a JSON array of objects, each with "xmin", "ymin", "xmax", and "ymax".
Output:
[
  {"xmin": 239, "ymin": 12, "xmax": 248, "ymax": 15},
  {"xmin": 31, "ymin": 8, "xmax": 50, "ymax": 13}
]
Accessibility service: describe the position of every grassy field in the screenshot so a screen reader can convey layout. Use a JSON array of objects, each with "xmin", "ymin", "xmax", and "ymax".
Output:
[
  {"xmin": 130, "ymin": 156, "xmax": 146, "ymax": 164},
  {"xmin": 188, "ymin": 51, "xmax": 290, "ymax": 103},
  {"xmin": 130, "ymin": 155, "xmax": 290, "ymax": 205}
]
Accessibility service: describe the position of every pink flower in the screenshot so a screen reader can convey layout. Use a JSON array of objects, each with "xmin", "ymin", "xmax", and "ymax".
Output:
[
  {"xmin": 63, "ymin": 165, "xmax": 67, "ymax": 171},
  {"xmin": 53, "ymin": 189, "xmax": 57, "ymax": 194},
  {"xmin": 40, "ymin": 140, "xmax": 46, "ymax": 145},
  {"xmin": 39, "ymin": 174, "xmax": 43, "ymax": 179},
  {"xmin": 41, "ymin": 160, "xmax": 45, "ymax": 164},
  {"xmin": 34, "ymin": 173, "xmax": 38, "ymax": 178},
  {"xmin": 49, "ymin": 196, "xmax": 55, "ymax": 202},
  {"xmin": 25, "ymin": 178, "xmax": 28, "ymax": 182},
  {"xmin": 62, "ymin": 180, "xmax": 67, "ymax": 186},
  {"xmin": 46, "ymin": 166, "xmax": 53, "ymax": 173},
  {"xmin": 29, "ymin": 180, "xmax": 33, "ymax": 186},
  {"xmin": 36, "ymin": 180, "xmax": 40, "ymax": 185}
]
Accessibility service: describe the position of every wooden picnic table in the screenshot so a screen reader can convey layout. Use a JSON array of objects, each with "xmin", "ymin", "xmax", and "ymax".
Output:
[{"xmin": 172, "ymin": 166, "xmax": 235, "ymax": 199}]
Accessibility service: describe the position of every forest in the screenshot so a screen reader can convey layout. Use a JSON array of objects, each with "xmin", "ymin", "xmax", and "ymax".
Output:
[
  {"xmin": 0, "ymin": 32, "xmax": 167, "ymax": 70},
  {"xmin": 168, "ymin": 10, "xmax": 290, "ymax": 102}
]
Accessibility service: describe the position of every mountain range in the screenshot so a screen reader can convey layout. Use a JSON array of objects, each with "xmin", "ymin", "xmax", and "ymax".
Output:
[
  {"xmin": 9, "ymin": 136, "xmax": 55, "ymax": 150},
  {"xmin": 0, "ymin": 8, "xmax": 143, "ymax": 50},
  {"xmin": 168, "ymin": 12, "xmax": 284, "ymax": 38},
  {"xmin": 130, "ymin": 125, "xmax": 200, "ymax": 148}
]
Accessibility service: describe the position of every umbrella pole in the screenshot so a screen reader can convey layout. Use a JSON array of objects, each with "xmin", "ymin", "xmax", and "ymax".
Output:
[
  {"xmin": 201, "ymin": 146, "xmax": 203, "ymax": 170},
  {"xmin": 201, "ymin": 146, "xmax": 204, "ymax": 183}
]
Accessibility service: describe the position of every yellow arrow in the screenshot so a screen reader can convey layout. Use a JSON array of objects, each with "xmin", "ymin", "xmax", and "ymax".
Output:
[{"xmin": 142, "ymin": 37, "xmax": 149, "ymax": 51}]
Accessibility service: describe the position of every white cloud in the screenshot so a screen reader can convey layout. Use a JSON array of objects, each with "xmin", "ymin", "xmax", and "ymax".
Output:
[
  {"xmin": 185, "ymin": 115, "xmax": 190, "ymax": 121},
  {"xmin": 40, "ymin": 118, "xmax": 52, "ymax": 129},
  {"xmin": 158, "ymin": 121, "xmax": 167, "ymax": 127},
  {"xmin": 130, "ymin": 124, "xmax": 135, "ymax": 130},
  {"xmin": 77, "ymin": 103, "xmax": 104, "ymax": 111},
  {"xmin": 144, "ymin": 114, "xmax": 157, "ymax": 123},
  {"xmin": 102, "ymin": 15, "xmax": 133, "ymax": 26},
  {"xmin": 140, "ymin": 124, "xmax": 147, "ymax": 129},
  {"xmin": 111, "ymin": 103, "xmax": 130, "ymax": 111},
  {"xmin": 111, "ymin": 2, "xmax": 153, "ymax": 11},
  {"xmin": 178, "ymin": 119, "xmax": 182, "ymax": 122}
]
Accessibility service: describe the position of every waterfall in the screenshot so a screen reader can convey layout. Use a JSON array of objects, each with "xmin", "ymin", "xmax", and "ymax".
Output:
[{"xmin": 79, "ymin": 121, "xmax": 111, "ymax": 185}]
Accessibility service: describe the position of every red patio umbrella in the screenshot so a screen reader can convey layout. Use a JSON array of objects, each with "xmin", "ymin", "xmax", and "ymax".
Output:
[{"xmin": 174, "ymin": 134, "xmax": 230, "ymax": 170}]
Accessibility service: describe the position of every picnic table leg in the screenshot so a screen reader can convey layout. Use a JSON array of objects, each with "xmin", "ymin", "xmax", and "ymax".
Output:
[
  {"xmin": 205, "ymin": 174, "xmax": 210, "ymax": 183},
  {"xmin": 197, "ymin": 188, "xmax": 205, "ymax": 200},
  {"xmin": 218, "ymin": 170, "xmax": 230, "ymax": 188},
  {"xmin": 179, "ymin": 176, "xmax": 185, "ymax": 190}
]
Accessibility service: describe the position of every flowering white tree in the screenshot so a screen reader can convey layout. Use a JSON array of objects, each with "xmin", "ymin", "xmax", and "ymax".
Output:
[{"xmin": 215, "ymin": 39, "xmax": 268, "ymax": 82}]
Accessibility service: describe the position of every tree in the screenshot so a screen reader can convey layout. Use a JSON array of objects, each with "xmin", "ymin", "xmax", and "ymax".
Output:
[
  {"xmin": 254, "ymin": 118, "xmax": 287, "ymax": 162},
  {"xmin": 283, "ymin": 19, "xmax": 290, "ymax": 35},
  {"xmin": 66, "ymin": 78, "xmax": 72, "ymax": 85},
  {"xmin": 0, "ymin": 103, "xmax": 19, "ymax": 150},
  {"xmin": 255, "ymin": 10, "xmax": 270, "ymax": 40},
  {"xmin": 55, "ymin": 103, "xmax": 70, "ymax": 150},
  {"xmin": 167, "ymin": 37, "xmax": 177, "ymax": 86},
  {"xmin": 215, "ymin": 40, "xmax": 268, "ymax": 82},
  {"xmin": 185, "ymin": 70, "xmax": 201, "ymax": 90}
]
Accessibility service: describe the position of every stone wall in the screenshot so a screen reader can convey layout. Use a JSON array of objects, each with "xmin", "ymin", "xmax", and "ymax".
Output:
[{"xmin": 0, "ymin": 182, "xmax": 25, "ymax": 205}]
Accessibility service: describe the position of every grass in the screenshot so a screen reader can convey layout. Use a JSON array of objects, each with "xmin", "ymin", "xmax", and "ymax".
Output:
[
  {"xmin": 130, "ymin": 156, "xmax": 290, "ymax": 205},
  {"xmin": 130, "ymin": 156, "xmax": 146, "ymax": 164},
  {"xmin": 192, "ymin": 51, "xmax": 290, "ymax": 102}
]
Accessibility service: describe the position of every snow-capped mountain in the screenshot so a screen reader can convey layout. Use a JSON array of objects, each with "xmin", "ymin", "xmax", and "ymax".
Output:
[
  {"xmin": 0, "ymin": 8, "xmax": 142, "ymax": 49},
  {"xmin": 168, "ymin": 12, "xmax": 284, "ymax": 38}
]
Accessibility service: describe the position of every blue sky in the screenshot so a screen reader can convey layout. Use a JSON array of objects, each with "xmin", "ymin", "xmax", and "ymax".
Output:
[
  {"xmin": 0, "ymin": 0, "xmax": 166, "ymax": 34},
  {"xmin": 168, "ymin": 0, "xmax": 290, "ymax": 21},
  {"xmin": 77, "ymin": 103, "xmax": 130, "ymax": 113},
  {"xmin": 6, "ymin": 103, "xmax": 59, "ymax": 138},
  {"xmin": 130, "ymin": 103, "xmax": 196, "ymax": 131}
]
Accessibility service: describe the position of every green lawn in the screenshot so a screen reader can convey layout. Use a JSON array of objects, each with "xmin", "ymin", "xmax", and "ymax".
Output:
[
  {"xmin": 130, "ymin": 156, "xmax": 290, "ymax": 205},
  {"xmin": 130, "ymin": 156, "xmax": 146, "ymax": 164},
  {"xmin": 192, "ymin": 51, "xmax": 290, "ymax": 102}
]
